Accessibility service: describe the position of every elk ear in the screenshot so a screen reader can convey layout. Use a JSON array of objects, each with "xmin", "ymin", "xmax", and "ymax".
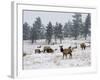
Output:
[{"xmin": 69, "ymin": 46, "xmax": 71, "ymax": 48}]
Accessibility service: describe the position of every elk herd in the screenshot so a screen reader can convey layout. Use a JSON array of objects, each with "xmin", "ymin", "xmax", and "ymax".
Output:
[{"xmin": 23, "ymin": 42, "xmax": 90, "ymax": 59}]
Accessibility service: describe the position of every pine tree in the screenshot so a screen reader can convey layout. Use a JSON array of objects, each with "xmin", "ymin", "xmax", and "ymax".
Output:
[
  {"xmin": 30, "ymin": 17, "xmax": 43, "ymax": 43},
  {"xmin": 40, "ymin": 24, "xmax": 46, "ymax": 39},
  {"xmin": 46, "ymin": 22, "xmax": 53, "ymax": 44},
  {"xmin": 57, "ymin": 23, "xmax": 63, "ymax": 43},
  {"xmin": 64, "ymin": 21, "xmax": 73, "ymax": 38},
  {"xmin": 23, "ymin": 22, "xmax": 30, "ymax": 40},
  {"xmin": 84, "ymin": 14, "xmax": 91, "ymax": 40},
  {"xmin": 54, "ymin": 22, "xmax": 59, "ymax": 43},
  {"xmin": 30, "ymin": 24, "xmax": 37, "ymax": 43},
  {"xmin": 72, "ymin": 13, "xmax": 82, "ymax": 40},
  {"xmin": 63, "ymin": 22, "xmax": 68, "ymax": 37},
  {"xmin": 34, "ymin": 17, "xmax": 42, "ymax": 39}
]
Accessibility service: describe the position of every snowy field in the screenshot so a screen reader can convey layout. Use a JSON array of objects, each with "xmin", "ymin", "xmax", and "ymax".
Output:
[{"xmin": 23, "ymin": 38, "xmax": 91, "ymax": 69}]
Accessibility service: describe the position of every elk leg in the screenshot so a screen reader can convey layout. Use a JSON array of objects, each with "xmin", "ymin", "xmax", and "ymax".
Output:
[
  {"xmin": 39, "ymin": 50, "xmax": 41, "ymax": 54},
  {"xmin": 35, "ymin": 51, "xmax": 36, "ymax": 54},
  {"xmin": 66, "ymin": 54, "xmax": 67, "ymax": 59},
  {"xmin": 84, "ymin": 47, "xmax": 85, "ymax": 50},
  {"xmin": 43, "ymin": 50, "xmax": 45, "ymax": 53},
  {"xmin": 63, "ymin": 54, "xmax": 64, "ymax": 59},
  {"xmin": 70, "ymin": 54, "xmax": 72, "ymax": 59}
]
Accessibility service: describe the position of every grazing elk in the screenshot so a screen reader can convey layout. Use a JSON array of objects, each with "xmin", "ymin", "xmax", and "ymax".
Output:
[
  {"xmin": 43, "ymin": 46, "xmax": 54, "ymax": 53},
  {"xmin": 35, "ymin": 49, "xmax": 41, "ymax": 53},
  {"xmin": 80, "ymin": 43, "xmax": 86, "ymax": 50},
  {"xmin": 59, "ymin": 46, "xmax": 72, "ymax": 59}
]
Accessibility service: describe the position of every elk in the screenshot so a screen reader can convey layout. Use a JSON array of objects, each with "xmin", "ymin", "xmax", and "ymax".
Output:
[
  {"xmin": 43, "ymin": 46, "xmax": 54, "ymax": 53},
  {"xmin": 59, "ymin": 46, "xmax": 72, "ymax": 59},
  {"xmin": 80, "ymin": 43, "xmax": 86, "ymax": 50},
  {"xmin": 35, "ymin": 49, "xmax": 41, "ymax": 53}
]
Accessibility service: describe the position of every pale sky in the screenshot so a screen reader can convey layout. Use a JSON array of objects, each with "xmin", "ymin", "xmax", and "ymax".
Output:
[{"xmin": 23, "ymin": 10, "xmax": 88, "ymax": 27}]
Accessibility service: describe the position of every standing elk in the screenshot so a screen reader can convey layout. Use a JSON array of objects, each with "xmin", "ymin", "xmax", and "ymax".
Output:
[
  {"xmin": 59, "ymin": 46, "xmax": 72, "ymax": 59},
  {"xmin": 80, "ymin": 43, "xmax": 86, "ymax": 50}
]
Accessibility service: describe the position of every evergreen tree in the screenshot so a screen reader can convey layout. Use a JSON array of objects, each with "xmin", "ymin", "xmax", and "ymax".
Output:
[
  {"xmin": 64, "ymin": 21, "xmax": 73, "ymax": 37},
  {"xmin": 30, "ymin": 17, "xmax": 43, "ymax": 43},
  {"xmin": 40, "ymin": 24, "xmax": 46, "ymax": 39},
  {"xmin": 54, "ymin": 22, "xmax": 59, "ymax": 43},
  {"xmin": 46, "ymin": 22, "xmax": 53, "ymax": 44},
  {"xmin": 30, "ymin": 24, "xmax": 37, "ymax": 43},
  {"xmin": 57, "ymin": 23, "xmax": 63, "ymax": 43},
  {"xmin": 23, "ymin": 22, "xmax": 30, "ymax": 40},
  {"xmin": 72, "ymin": 13, "xmax": 82, "ymax": 39},
  {"xmin": 34, "ymin": 17, "xmax": 42, "ymax": 39},
  {"xmin": 83, "ymin": 14, "xmax": 91, "ymax": 39},
  {"xmin": 63, "ymin": 23, "xmax": 68, "ymax": 37}
]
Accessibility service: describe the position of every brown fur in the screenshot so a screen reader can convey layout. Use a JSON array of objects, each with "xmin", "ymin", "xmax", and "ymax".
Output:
[
  {"xmin": 80, "ymin": 43, "xmax": 86, "ymax": 50},
  {"xmin": 60, "ymin": 46, "xmax": 72, "ymax": 59},
  {"xmin": 43, "ymin": 46, "xmax": 54, "ymax": 53}
]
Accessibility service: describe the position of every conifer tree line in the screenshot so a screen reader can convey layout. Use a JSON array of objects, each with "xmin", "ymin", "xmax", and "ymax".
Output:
[{"xmin": 23, "ymin": 13, "xmax": 91, "ymax": 44}]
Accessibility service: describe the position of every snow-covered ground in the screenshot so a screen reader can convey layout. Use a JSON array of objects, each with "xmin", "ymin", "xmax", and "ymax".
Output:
[{"xmin": 23, "ymin": 38, "xmax": 91, "ymax": 69}]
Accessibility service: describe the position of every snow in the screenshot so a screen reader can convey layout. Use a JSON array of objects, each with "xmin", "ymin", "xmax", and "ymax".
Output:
[{"xmin": 23, "ymin": 38, "xmax": 91, "ymax": 69}]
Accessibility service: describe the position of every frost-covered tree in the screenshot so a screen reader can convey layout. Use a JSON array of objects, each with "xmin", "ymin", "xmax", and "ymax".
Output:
[
  {"xmin": 30, "ymin": 24, "xmax": 37, "ymax": 43},
  {"xmin": 57, "ymin": 23, "xmax": 63, "ymax": 43},
  {"xmin": 40, "ymin": 24, "xmax": 46, "ymax": 39},
  {"xmin": 72, "ymin": 13, "xmax": 82, "ymax": 39},
  {"xmin": 23, "ymin": 22, "xmax": 30, "ymax": 40},
  {"xmin": 63, "ymin": 23, "xmax": 68, "ymax": 37},
  {"xmin": 46, "ymin": 22, "xmax": 53, "ymax": 44},
  {"xmin": 34, "ymin": 17, "xmax": 42, "ymax": 39},
  {"xmin": 30, "ymin": 17, "xmax": 43, "ymax": 43},
  {"xmin": 64, "ymin": 21, "xmax": 73, "ymax": 38},
  {"xmin": 83, "ymin": 14, "xmax": 91, "ymax": 40},
  {"xmin": 54, "ymin": 22, "xmax": 59, "ymax": 43}
]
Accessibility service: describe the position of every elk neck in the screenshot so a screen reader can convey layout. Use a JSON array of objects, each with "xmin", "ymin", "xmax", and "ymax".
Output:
[{"xmin": 60, "ymin": 47, "xmax": 64, "ymax": 52}]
